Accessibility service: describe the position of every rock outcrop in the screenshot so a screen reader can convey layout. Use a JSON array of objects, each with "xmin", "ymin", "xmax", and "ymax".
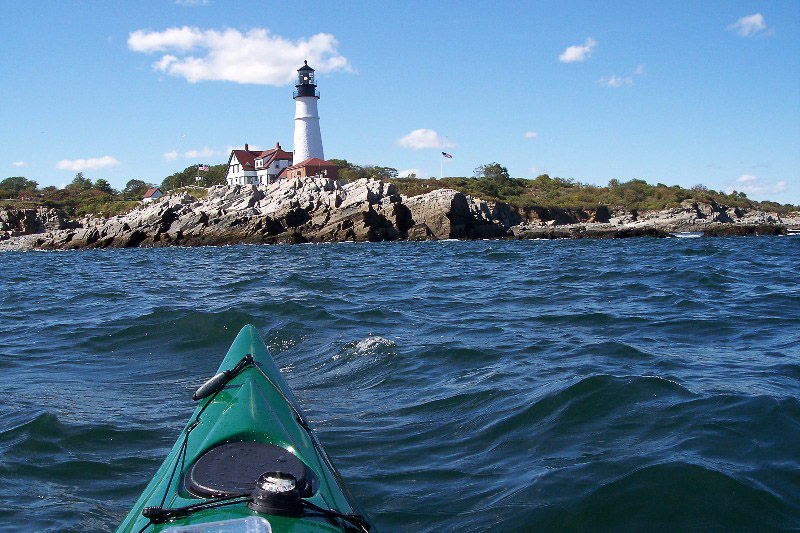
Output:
[
  {"xmin": 1, "ymin": 179, "xmax": 797, "ymax": 251},
  {"xmin": 0, "ymin": 207, "xmax": 69, "ymax": 241}
]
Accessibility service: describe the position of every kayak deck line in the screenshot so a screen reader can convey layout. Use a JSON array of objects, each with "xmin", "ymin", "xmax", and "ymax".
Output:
[{"xmin": 117, "ymin": 324, "xmax": 370, "ymax": 533}]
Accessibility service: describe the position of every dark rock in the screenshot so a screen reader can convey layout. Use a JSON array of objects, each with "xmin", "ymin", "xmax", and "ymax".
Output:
[
  {"xmin": 122, "ymin": 230, "xmax": 149, "ymax": 248},
  {"xmin": 284, "ymin": 208, "xmax": 311, "ymax": 228},
  {"xmin": 589, "ymin": 206, "xmax": 611, "ymax": 223},
  {"xmin": 406, "ymin": 223, "xmax": 435, "ymax": 241},
  {"xmin": 703, "ymin": 224, "xmax": 787, "ymax": 237}
]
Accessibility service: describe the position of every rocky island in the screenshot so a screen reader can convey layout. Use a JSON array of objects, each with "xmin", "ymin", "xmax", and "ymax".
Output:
[{"xmin": 1, "ymin": 178, "xmax": 798, "ymax": 251}]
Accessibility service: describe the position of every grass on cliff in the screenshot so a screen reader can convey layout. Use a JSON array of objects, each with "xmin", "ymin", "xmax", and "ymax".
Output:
[
  {"xmin": 1, "ymin": 183, "xmax": 208, "ymax": 219},
  {"xmin": 172, "ymin": 186, "xmax": 208, "ymax": 199},
  {"xmin": 5, "ymin": 161, "xmax": 796, "ymax": 220},
  {"xmin": 38, "ymin": 189, "xmax": 139, "ymax": 218},
  {"xmin": 328, "ymin": 159, "xmax": 796, "ymax": 213},
  {"xmin": 386, "ymin": 175, "xmax": 797, "ymax": 214},
  {"xmin": 2, "ymin": 191, "xmax": 139, "ymax": 218}
]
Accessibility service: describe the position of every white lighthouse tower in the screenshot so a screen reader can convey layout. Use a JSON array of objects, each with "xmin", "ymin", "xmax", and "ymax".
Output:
[{"xmin": 293, "ymin": 61, "xmax": 324, "ymax": 163}]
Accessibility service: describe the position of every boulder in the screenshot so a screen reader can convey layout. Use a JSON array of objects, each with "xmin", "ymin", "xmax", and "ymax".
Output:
[{"xmin": 404, "ymin": 189, "xmax": 467, "ymax": 239}]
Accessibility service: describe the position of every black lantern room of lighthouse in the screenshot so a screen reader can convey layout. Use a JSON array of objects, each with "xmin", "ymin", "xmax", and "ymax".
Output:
[{"xmin": 294, "ymin": 61, "xmax": 319, "ymax": 99}]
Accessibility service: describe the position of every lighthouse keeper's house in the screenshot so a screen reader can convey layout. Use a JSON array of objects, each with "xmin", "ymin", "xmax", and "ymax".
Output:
[{"xmin": 225, "ymin": 142, "xmax": 293, "ymax": 186}]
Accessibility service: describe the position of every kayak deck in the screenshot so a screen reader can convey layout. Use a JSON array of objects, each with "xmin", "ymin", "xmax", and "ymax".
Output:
[{"xmin": 117, "ymin": 325, "xmax": 366, "ymax": 532}]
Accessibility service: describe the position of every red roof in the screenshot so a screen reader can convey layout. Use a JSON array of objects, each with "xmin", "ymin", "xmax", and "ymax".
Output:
[
  {"xmin": 143, "ymin": 187, "xmax": 161, "ymax": 198},
  {"xmin": 231, "ymin": 143, "xmax": 292, "ymax": 170},
  {"xmin": 286, "ymin": 157, "xmax": 338, "ymax": 171},
  {"xmin": 231, "ymin": 149, "xmax": 261, "ymax": 169},
  {"xmin": 256, "ymin": 146, "xmax": 293, "ymax": 167}
]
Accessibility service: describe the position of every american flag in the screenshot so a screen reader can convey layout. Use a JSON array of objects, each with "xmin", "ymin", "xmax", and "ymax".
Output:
[
  {"xmin": 442, "ymin": 152, "xmax": 453, "ymax": 158},
  {"xmin": 198, "ymin": 164, "xmax": 209, "ymax": 171}
]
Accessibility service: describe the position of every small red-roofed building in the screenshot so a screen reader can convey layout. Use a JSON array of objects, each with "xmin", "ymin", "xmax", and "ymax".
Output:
[
  {"xmin": 225, "ymin": 143, "xmax": 293, "ymax": 186},
  {"xmin": 142, "ymin": 187, "xmax": 163, "ymax": 202},
  {"xmin": 284, "ymin": 157, "xmax": 339, "ymax": 180}
]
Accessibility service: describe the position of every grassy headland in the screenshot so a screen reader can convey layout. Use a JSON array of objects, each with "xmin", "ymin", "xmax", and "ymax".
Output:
[
  {"xmin": 3, "ymin": 161, "xmax": 795, "ymax": 219},
  {"xmin": 330, "ymin": 160, "xmax": 797, "ymax": 214}
]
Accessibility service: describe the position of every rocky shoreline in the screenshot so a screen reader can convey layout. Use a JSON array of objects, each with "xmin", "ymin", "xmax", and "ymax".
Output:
[{"xmin": 1, "ymin": 178, "xmax": 798, "ymax": 251}]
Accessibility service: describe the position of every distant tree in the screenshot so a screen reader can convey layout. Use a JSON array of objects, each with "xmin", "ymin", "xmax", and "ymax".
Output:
[
  {"xmin": 122, "ymin": 179, "xmax": 151, "ymax": 199},
  {"xmin": 399, "ymin": 172, "xmax": 417, "ymax": 179},
  {"xmin": 363, "ymin": 166, "xmax": 398, "ymax": 181},
  {"xmin": 691, "ymin": 184, "xmax": 708, "ymax": 191},
  {"xmin": 69, "ymin": 172, "xmax": 92, "ymax": 191},
  {"xmin": 474, "ymin": 162, "xmax": 510, "ymax": 183},
  {"xmin": 325, "ymin": 159, "xmax": 396, "ymax": 181},
  {"xmin": 162, "ymin": 164, "xmax": 226, "ymax": 190},
  {"xmin": 608, "ymin": 178, "xmax": 620, "ymax": 188},
  {"xmin": 0, "ymin": 176, "xmax": 38, "ymax": 195},
  {"xmin": 93, "ymin": 178, "xmax": 114, "ymax": 194},
  {"xmin": 327, "ymin": 159, "xmax": 350, "ymax": 170}
]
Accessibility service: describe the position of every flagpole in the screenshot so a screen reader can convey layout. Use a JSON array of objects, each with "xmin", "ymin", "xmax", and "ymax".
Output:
[{"xmin": 440, "ymin": 152, "xmax": 443, "ymax": 181}]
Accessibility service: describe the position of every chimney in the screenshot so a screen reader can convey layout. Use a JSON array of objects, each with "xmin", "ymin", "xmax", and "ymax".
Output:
[
  {"xmin": 276, "ymin": 142, "xmax": 281, "ymax": 150},
  {"xmin": 245, "ymin": 143, "xmax": 249, "ymax": 151}
]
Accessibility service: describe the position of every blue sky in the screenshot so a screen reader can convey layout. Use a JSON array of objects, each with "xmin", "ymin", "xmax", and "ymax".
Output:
[{"xmin": 2, "ymin": 1, "xmax": 798, "ymax": 203}]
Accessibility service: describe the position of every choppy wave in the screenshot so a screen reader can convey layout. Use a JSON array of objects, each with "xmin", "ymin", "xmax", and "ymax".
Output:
[{"xmin": 1, "ymin": 237, "xmax": 799, "ymax": 530}]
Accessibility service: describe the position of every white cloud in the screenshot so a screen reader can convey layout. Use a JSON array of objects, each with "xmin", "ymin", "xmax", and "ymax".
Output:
[
  {"xmin": 558, "ymin": 38, "xmax": 596, "ymax": 63},
  {"xmin": 727, "ymin": 175, "xmax": 787, "ymax": 197},
  {"xmin": 599, "ymin": 75, "xmax": 633, "ymax": 88},
  {"xmin": 524, "ymin": 131, "xmax": 538, "ymax": 139},
  {"xmin": 55, "ymin": 156, "xmax": 120, "ymax": 171},
  {"xmin": 528, "ymin": 167, "xmax": 539, "ymax": 175},
  {"xmin": 155, "ymin": 55, "xmax": 178, "ymax": 71},
  {"xmin": 164, "ymin": 147, "xmax": 217, "ymax": 160},
  {"xmin": 128, "ymin": 27, "xmax": 204, "ymax": 52},
  {"xmin": 728, "ymin": 13, "xmax": 767, "ymax": 37},
  {"xmin": 599, "ymin": 64, "xmax": 643, "ymax": 88},
  {"xmin": 397, "ymin": 129, "xmax": 454, "ymax": 150},
  {"xmin": 184, "ymin": 146, "xmax": 216, "ymax": 158},
  {"xmin": 12, "ymin": 161, "xmax": 26, "ymax": 167},
  {"xmin": 399, "ymin": 168, "xmax": 425, "ymax": 178},
  {"xmin": 128, "ymin": 27, "xmax": 351, "ymax": 85}
]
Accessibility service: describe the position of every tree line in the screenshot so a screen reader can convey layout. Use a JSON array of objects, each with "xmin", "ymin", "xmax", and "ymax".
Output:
[
  {"xmin": 372, "ymin": 161, "xmax": 796, "ymax": 214},
  {"xmin": 3, "ymin": 160, "xmax": 795, "ymax": 217}
]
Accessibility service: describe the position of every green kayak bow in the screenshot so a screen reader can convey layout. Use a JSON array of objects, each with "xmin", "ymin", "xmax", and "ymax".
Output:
[{"xmin": 117, "ymin": 325, "xmax": 369, "ymax": 532}]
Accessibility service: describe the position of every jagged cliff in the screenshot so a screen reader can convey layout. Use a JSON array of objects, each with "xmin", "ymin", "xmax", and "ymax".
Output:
[{"xmin": 1, "ymin": 178, "xmax": 797, "ymax": 250}]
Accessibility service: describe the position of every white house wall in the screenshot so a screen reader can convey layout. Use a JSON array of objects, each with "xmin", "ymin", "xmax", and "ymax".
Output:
[
  {"xmin": 225, "ymin": 154, "xmax": 242, "ymax": 186},
  {"xmin": 226, "ymin": 154, "xmax": 293, "ymax": 186},
  {"xmin": 225, "ymin": 153, "xmax": 258, "ymax": 186}
]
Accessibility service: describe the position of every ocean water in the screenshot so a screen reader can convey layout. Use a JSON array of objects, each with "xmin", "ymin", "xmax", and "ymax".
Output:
[{"xmin": 0, "ymin": 237, "xmax": 798, "ymax": 531}]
